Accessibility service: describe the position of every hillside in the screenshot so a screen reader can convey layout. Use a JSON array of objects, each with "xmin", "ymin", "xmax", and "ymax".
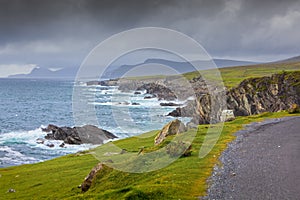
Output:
[
  {"xmin": 104, "ymin": 58, "xmax": 259, "ymax": 79},
  {"xmin": 0, "ymin": 112, "xmax": 299, "ymax": 199},
  {"xmin": 184, "ymin": 60, "xmax": 300, "ymax": 88},
  {"xmin": 276, "ymin": 55, "xmax": 300, "ymax": 63}
]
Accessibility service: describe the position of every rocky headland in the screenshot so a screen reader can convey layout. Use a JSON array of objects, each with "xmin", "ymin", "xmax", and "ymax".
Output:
[{"xmin": 92, "ymin": 71, "xmax": 300, "ymax": 126}]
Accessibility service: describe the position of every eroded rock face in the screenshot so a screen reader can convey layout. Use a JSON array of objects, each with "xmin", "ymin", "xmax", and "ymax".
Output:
[
  {"xmin": 169, "ymin": 71, "xmax": 300, "ymax": 125},
  {"xmin": 226, "ymin": 71, "xmax": 300, "ymax": 116},
  {"xmin": 42, "ymin": 124, "xmax": 117, "ymax": 145},
  {"xmin": 154, "ymin": 119, "xmax": 186, "ymax": 145}
]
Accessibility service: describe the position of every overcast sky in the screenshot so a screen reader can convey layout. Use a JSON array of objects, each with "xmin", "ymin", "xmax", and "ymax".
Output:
[{"xmin": 1, "ymin": 0, "xmax": 300, "ymax": 77}]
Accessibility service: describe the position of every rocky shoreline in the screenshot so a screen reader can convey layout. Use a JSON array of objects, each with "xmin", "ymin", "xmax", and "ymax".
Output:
[{"xmin": 89, "ymin": 71, "xmax": 300, "ymax": 126}]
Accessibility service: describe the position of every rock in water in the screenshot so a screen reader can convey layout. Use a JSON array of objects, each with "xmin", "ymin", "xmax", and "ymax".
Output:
[
  {"xmin": 81, "ymin": 163, "xmax": 104, "ymax": 192},
  {"xmin": 154, "ymin": 119, "xmax": 186, "ymax": 145},
  {"xmin": 160, "ymin": 102, "xmax": 183, "ymax": 107},
  {"xmin": 42, "ymin": 124, "xmax": 117, "ymax": 145},
  {"xmin": 36, "ymin": 138, "xmax": 45, "ymax": 144},
  {"xmin": 75, "ymin": 125, "xmax": 117, "ymax": 144},
  {"xmin": 46, "ymin": 143, "xmax": 55, "ymax": 148}
]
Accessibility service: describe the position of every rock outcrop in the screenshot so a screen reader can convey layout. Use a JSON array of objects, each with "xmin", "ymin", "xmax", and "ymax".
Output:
[
  {"xmin": 81, "ymin": 163, "xmax": 104, "ymax": 192},
  {"xmin": 137, "ymin": 83, "xmax": 177, "ymax": 101},
  {"xmin": 42, "ymin": 124, "xmax": 117, "ymax": 145},
  {"xmin": 154, "ymin": 119, "xmax": 186, "ymax": 145},
  {"xmin": 226, "ymin": 71, "xmax": 300, "ymax": 116},
  {"xmin": 169, "ymin": 71, "xmax": 300, "ymax": 125}
]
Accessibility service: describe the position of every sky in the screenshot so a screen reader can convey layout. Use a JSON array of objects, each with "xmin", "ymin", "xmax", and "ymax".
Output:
[{"xmin": 0, "ymin": 0, "xmax": 300, "ymax": 77}]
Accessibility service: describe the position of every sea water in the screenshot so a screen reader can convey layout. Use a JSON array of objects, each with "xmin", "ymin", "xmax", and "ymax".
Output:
[{"xmin": 0, "ymin": 78, "xmax": 190, "ymax": 167}]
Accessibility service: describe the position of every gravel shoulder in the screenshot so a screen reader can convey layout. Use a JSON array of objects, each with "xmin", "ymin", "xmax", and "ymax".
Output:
[{"xmin": 202, "ymin": 116, "xmax": 300, "ymax": 200}]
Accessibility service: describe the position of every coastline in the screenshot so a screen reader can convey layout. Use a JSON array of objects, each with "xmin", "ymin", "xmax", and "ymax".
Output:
[{"xmin": 1, "ymin": 112, "xmax": 299, "ymax": 199}]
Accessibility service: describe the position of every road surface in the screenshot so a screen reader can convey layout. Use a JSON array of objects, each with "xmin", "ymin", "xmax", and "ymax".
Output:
[{"xmin": 202, "ymin": 116, "xmax": 300, "ymax": 200}]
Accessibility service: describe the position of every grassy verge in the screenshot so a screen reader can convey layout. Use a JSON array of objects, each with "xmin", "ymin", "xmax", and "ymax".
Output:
[{"xmin": 0, "ymin": 112, "xmax": 299, "ymax": 200}]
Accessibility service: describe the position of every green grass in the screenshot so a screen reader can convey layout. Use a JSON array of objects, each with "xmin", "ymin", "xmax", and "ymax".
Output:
[
  {"xmin": 184, "ymin": 61, "xmax": 300, "ymax": 88},
  {"xmin": 1, "ymin": 112, "xmax": 299, "ymax": 200},
  {"xmin": 117, "ymin": 61, "xmax": 300, "ymax": 89}
]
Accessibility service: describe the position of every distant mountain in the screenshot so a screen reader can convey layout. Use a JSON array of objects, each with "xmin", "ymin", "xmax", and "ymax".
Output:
[
  {"xmin": 103, "ymin": 58, "xmax": 259, "ymax": 79},
  {"xmin": 9, "ymin": 67, "xmax": 77, "ymax": 80},
  {"xmin": 8, "ymin": 58, "xmax": 260, "ymax": 80},
  {"xmin": 275, "ymin": 55, "xmax": 300, "ymax": 63},
  {"xmin": 213, "ymin": 59, "xmax": 258, "ymax": 68}
]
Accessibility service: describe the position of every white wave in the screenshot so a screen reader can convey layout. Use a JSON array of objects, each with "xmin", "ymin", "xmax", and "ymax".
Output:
[
  {"xmin": 0, "ymin": 146, "xmax": 41, "ymax": 165},
  {"xmin": 0, "ymin": 126, "xmax": 96, "ymax": 154},
  {"xmin": 75, "ymin": 81, "xmax": 87, "ymax": 87}
]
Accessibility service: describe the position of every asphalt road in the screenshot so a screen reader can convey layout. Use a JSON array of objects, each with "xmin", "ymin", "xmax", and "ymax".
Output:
[{"xmin": 202, "ymin": 116, "xmax": 300, "ymax": 200}]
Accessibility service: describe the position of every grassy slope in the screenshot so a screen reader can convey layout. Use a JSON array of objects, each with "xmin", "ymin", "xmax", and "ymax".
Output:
[
  {"xmin": 120, "ymin": 61, "xmax": 300, "ymax": 88},
  {"xmin": 1, "ymin": 112, "xmax": 299, "ymax": 200},
  {"xmin": 184, "ymin": 61, "xmax": 300, "ymax": 88}
]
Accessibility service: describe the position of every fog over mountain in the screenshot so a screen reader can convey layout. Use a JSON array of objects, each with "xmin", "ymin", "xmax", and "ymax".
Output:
[{"xmin": 1, "ymin": 0, "xmax": 300, "ymax": 77}]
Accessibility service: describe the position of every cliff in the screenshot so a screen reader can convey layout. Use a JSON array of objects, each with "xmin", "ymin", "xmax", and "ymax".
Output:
[
  {"xmin": 171, "ymin": 71, "xmax": 300, "ymax": 124},
  {"xmin": 227, "ymin": 71, "xmax": 300, "ymax": 116}
]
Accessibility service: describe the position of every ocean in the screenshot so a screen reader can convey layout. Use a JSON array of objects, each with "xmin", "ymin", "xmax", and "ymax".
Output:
[{"xmin": 0, "ymin": 78, "xmax": 189, "ymax": 168}]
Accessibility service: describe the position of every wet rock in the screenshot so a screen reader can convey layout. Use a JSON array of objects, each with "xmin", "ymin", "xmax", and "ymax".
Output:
[
  {"xmin": 42, "ymin": 124, "xmax": 117, "ymax": 145},
  {"xmin": 36, "ymin": 138, "xmax": 45, "ymax": 144},
  {"xmin": 160, "ymin": 102, "xmax": 183, "ymax": 107},
  {"xmin": 134, "ymin": 91, "xmax": 141, "ymax": 95},
  {"xmin": 144, "ymin": 95, "xmax": 156, "ymax": 99},
  {"xmin": 46, "ymin": 143, "xmax": 55, "ymax": 148},
  {"xmin": 131, "ymin": 102, "xmax": 140, "ymax": 105}
]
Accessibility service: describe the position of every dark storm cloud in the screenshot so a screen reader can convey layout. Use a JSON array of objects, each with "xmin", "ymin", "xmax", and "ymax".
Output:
[{"xmin": 0, "ymin": 0, "xmax": 300, "ymax": 73}]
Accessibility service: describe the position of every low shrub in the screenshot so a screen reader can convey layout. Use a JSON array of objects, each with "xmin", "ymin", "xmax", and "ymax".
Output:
[{"xmin": 288, "ymin": 103, "xmax": 300, "ymax": 114}]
